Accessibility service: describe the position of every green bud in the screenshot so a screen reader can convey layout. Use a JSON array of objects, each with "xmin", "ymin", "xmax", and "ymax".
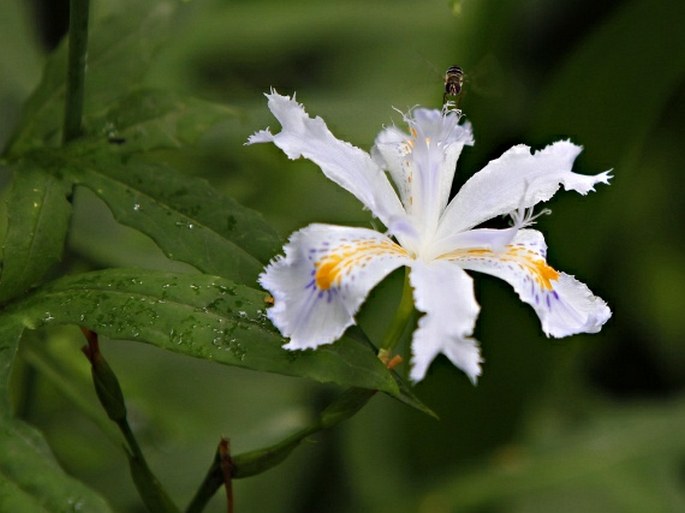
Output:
[{"xmin": 81, "ymin": 329, "xmax": 127, "ymax": 422}]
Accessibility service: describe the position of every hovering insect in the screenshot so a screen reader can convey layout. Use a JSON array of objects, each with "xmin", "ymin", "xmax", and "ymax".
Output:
[{"xmin": 443, "ymin": 65, "xmax": 465, "ymax": 107}]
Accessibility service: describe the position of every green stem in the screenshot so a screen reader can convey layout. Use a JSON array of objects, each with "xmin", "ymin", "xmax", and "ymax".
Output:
[
  {"xmin": 380, "ymin": 268, "xmax": 415, "ymax": 351},
  {"xmin": 119, "ymin": 419, "xmax": 145, "ymax": 460},
  {"xmin": 63, "ymin": 0, "xmax": 90, "ymax": 143}
]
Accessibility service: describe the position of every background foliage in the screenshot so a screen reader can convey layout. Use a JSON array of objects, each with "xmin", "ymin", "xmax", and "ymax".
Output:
[{"xmin": 1, "ymin": 0, "xmax": 683, "ymax": 511}]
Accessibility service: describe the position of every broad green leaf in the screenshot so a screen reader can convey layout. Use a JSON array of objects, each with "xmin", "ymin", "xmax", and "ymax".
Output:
[
  {"xmin": 532, "ymin": 0, "xmax": 685, "ymax": 162},
  {"xmin": 60, "ymin": 148, "xmax": 280, "ymax": 283},
  {"xmin": 8, "ymin": 268, "xmax": 398, "ymax": 393},
  {"xmin": 0, "ymin": 419, "xmax": 115, "ymax": 513},
  {"xmin": 82, "ymin": 88, "xmax": 238, "ymax": 152},
  {"xmin": 0, "ymin": 315, "xmax": 113, "ymax": 512},
  {"xmin": 6, "ymin": 0, "xmax": 180, "ymax": 155},
  {"xmin": 0, "ymin": 160, "xmax": 72, "ymax": 304}
]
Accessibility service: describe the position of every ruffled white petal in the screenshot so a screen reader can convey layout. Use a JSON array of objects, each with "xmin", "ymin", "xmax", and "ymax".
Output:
[
  {"xmin": 427, "ymin": 226, "xmax": 519, "ymax": 261},
  {"xmin": 450, "ymin": 229, "xmax": 611, "ymax": 337},
  {"xmin": 259, "ymin": 224, "xmax": 411, "ymax": 349},
  {"xmin": 371, "ymin": 125, "xmax": 412, "ymax": 205},
  {"xmin": 372, "ymin": 108, "xmax": 473, "ymax": 237},
  {"xmin": 247, "ymin": 91, "xmax": 406, "ymax": 230},
  {"xmin": 437, "ymin": 140, "xmax": 612, "ymax": 238},
  {"xmin": 408, "ymin": 259, "xmax": 481, "ymax": 383}
]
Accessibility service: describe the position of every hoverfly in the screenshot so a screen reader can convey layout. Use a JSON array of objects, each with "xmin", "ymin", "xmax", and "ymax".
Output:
[
  {"xmin": 442, "ymin": 64, "xmax": 468, "ymax": 113},
  {"xmin": 443, "ymin": 65, "xmax": 465, "ymax": 106}
]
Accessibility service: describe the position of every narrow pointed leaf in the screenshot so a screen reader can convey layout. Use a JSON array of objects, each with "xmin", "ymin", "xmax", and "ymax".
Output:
[
  {"xmin": 8, "ymin": 269, "xmax": 398, "ymax": 393},
  {"xmin": 387, "ymin": 369, "xmax": 437, "ymax": 418}
]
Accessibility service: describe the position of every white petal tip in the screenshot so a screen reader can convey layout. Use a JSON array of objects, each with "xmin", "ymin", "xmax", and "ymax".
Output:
[
  {"xmin": 282, "ymin": 339, "xmax": 324, "ymax": 351},
  {"xmin": 246, "ymin": 129, "xmax": 274, "ymax": 145},
  {"xmin": 408, "ymin": 349, "xmax": 483, "ymax": 385},
  {"xmin": 597, "ymin": 170, "xmax": 613, "ymax": 185},
  {"xmin": 543, "ymin": 274, "xmax": 612, "ymax": 338}
]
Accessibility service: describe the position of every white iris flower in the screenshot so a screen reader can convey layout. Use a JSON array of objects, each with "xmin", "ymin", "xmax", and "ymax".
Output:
[{"xmin": 248, "ymin": 91, "xmax": 612, "ymax": 383}]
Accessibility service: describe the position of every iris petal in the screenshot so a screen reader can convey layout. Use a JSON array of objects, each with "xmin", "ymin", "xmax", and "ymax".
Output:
[
  {"xmin": 247, "ymin": 91, "xmax": 406, "ymax": 231},
  {"xmin": 408, "ymin": 260, "xmax": 481, "ymax": 382},
  {"xmin": 372, "ymin": 108, "xmax": 473, "ymax": 237},
  {"xmin": 447, "ymin": 229, "xmax": 611, "ymax": 337},
  {"xmin": 437, "ymin": 141, "xmax": 611, "ymax": 238},
  {"xmin": 260, "ymin": 224, "xmax": 410, "ymax": 349}
]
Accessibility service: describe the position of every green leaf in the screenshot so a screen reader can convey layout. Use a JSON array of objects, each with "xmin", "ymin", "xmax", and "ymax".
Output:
[
  {"xmin": 6, "ymin": 1, "xmax": 180, "ymax": 155},
  {"xmin": 83, "ymin": 88, "xmax": 238, "ymax": 152},
  {"xmin": 0, "ymin": 315, "xmax": 24, "ymax": 411},
  {"xmin": 387, "ymin": 369, "xmax": 437, "ymax": 418},
  {"xmin": 60, "ymin": 148, "xmax": 280, "ymax": 283},
  {"xmin": 0, "ymin": 160, "xmax": 72, "ymax": 304},
  {"xmin": 0, "ymin": 315, "xmax": 113, "ymax": 512},
  {"xmin": 532, "ymin": 0, "xmax": 685, "ymax": 162},
  {"xmin": 0, "ymin": 419, "xmax": 115, "ymax": 513},
  {"xmin": 8, "ymin": 268, "xmax": 398, "ymax": 393}
]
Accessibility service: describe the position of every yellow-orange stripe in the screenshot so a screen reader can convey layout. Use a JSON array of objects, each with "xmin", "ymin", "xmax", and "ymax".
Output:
[
  {"xmin": 314, "ymin": 240, "xmax": 407, "ymax": 290},
  {"xmin": 439, "ymin": 246, "xmax": 560, "ymax": 290}
]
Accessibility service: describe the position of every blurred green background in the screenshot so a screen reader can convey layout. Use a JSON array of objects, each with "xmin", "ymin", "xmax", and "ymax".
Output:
[{"xmin": 1, "ymin": 0, "xmax": 684, "ymax": 511}]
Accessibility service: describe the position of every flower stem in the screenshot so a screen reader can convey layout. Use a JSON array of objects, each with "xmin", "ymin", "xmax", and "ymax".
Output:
[
  {"xmin": 62, "ymin": 0, "xmax": 90, "ymax": 144},
  {"xmin": 380, "ymin": 268, "xmax": 415, "ymax": 351}
]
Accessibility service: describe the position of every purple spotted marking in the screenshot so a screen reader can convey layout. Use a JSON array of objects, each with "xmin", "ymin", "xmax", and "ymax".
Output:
[{"xmin": 326, "ymin": 288, "xmax": 338, "ymax": 303}]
